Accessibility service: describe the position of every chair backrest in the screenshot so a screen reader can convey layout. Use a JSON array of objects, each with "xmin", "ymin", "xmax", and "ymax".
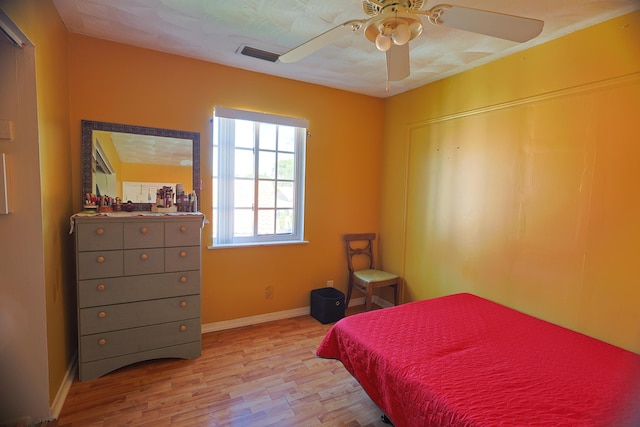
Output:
[{"xmin": 344, "ymin": 233, "xmax": 376, "ymax": 273}]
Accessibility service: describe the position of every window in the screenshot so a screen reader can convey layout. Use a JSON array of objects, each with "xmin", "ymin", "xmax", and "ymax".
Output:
[{"xmin": 212, "ymin": 107, "xmax": 308, "ymax": 246}]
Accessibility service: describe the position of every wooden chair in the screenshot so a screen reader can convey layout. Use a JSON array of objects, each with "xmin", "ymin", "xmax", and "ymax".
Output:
[{"xmin": 344, "ymin": 233, "xmax": 399, "ymax": 311}]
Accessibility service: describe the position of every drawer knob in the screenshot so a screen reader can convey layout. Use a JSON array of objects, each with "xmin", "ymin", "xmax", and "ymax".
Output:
[
  {"xmin": 98, "ymin": 338, "xmax": 106, "ymax": 346},
  {"xmin": 180, "ymin": 251, "xmax": 187, "ymax": 258},
  {"xmin": 96, "ymin": 228, "xmax": 104, "ymax": 236},
  {"xmin": 140, "ymin": 226, "xmax": 148, "ymax": 234},
  {"xmin": 180, "ymin": 301, "xmax": 187, "ymax": 308},
  {"xmin": 180, "ymin": 226, "xmax": 187, "ymax": 233},
  {"xmin": 98, "ymin": 311, "xmax": 107, "ymax": 318},
  {"xmin": 96, "ymin": 256, "xmax": 105, "ymax": 263},
  {"xmin": 97, "ymin": 283, "xmax": 106, "ymax": 291},
  {"xmin": 140, "ymin": 253, "xmax": 148, "ymax": 261},
  {"xmin": 180, "ymin": 276, "xmax": 188, "ymax": 283},
  {"xmin": 180, "ymin": 325, "xmax": 187, "ymax": 332}
]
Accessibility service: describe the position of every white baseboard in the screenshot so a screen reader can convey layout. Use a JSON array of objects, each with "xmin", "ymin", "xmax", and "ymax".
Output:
[
  {"xmin": 200, "ymin": 296, "xmax": 398, "ymax": 334},
  {"xmin": 201, "ymin": 297, "xmax": 363, "ymax": 333},
  {"xmin": 49, "ymin": 352, "xmax": 77, "ymax": 420},
  {"xmin": 373, "ymin": 295, "xmax": 395, "ymax": 308}
]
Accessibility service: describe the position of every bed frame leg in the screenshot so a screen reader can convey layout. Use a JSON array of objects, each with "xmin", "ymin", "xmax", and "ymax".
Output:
[{"xmin": 381, "ymin": 414, "xmax": 393, "ymax": 425}]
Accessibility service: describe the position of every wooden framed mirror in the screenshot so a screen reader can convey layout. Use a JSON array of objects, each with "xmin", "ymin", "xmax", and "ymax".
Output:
[{"xmin": 81, "ymin": 120, "xmax": 200, "ymax": 211}]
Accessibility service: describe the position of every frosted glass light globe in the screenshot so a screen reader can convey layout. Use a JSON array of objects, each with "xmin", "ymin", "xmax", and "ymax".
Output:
[
  {"xmin": 392, "ymin": 23, "xmax": 411, "ymax": 45},
  {"xmin": 375, "ymin": 33, "xmax": 392, "ymax": 51}
]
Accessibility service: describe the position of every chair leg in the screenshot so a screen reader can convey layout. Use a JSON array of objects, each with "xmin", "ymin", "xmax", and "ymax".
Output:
[
  {"xmin": 346, "ymin": 277, "xmax": 354, "ymax": 308},
  {"xmin": 365, "ymin": 284, "xmax": 374, "ymax": 311},
  {"xmin": 393, "ymin": 283, "xmax": 398, "ymax": 306}
]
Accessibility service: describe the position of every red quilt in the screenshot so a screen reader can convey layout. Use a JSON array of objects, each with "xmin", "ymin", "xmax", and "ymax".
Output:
[{"xmin": 317, "ymin": 293, "xmax": 640, "ymax": 426}]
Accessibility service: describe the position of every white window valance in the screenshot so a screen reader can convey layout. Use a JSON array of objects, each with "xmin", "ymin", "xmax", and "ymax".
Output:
[{"xmin": 214, "ymin": 106, "xmax": 309, "ymax": 129}]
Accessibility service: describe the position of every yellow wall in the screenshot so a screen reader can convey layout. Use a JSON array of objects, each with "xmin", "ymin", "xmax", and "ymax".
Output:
[
  {"xmin": 92, "ymin": 130, "xmax": 122, "ymax": 197},
  {"xmin": 120, "ymin": 162, "xmax": 192, "ymax": 194},
  {"xmin": 1, "ymin": 0, "xmax": 74, "ymax": 412},
  {"xmin": 67, "ymin": 35, "xmax": 385, "ymax": 324},
  {"xmin": 381, "ymin": 11, "xmax": 640, "ymax": 353}
]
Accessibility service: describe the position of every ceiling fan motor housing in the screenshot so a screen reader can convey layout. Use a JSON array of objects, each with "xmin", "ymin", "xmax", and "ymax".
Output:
[{"xmin": 362, "ymin": 0, "xmax": 427, "ymax": 17}]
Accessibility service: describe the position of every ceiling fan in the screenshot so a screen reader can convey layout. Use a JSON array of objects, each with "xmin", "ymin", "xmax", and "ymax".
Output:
[{"xmin": 279, "ymin": 0, "xmax": 544, "ymax": 86}]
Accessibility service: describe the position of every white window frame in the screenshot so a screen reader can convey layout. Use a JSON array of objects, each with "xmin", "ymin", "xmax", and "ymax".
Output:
[{"xmin": 212, "ymin": 107, "xmax": 308, "ymax": 247}]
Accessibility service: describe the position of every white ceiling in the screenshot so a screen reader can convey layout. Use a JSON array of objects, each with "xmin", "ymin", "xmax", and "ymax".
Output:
[
  {"xmin": 52, "ymin": 0, "xmax": 639, "ymax": 98},
  {"xmin": 106, "ymin": 131, "xmax": 192, "ymax": 167}
]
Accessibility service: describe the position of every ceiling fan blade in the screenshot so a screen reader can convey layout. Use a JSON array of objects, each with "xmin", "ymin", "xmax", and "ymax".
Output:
[
  {"xmin": 279, "ymin": 19, "xmax": 367, "ymax": 63},
  {"xmin": 431, "ymin": 4, "xmax": 544, "ymax": 43},
  {"xmin": 386, "ymin": 43, "xmax": 410, "ymax": 81}
]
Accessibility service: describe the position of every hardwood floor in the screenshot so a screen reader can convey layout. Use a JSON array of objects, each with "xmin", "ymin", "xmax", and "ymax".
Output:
[{"xmin": 47, "ymin": 306, "xmax": 388, "ymax": 427}]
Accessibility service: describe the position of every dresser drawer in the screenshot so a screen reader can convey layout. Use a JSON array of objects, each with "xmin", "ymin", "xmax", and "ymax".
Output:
[
  {"xmin": 123, "ymin": 221, "xmax": 164, "ymax": 248},
  {"xmin": 78, "ymin": 271, "xmax": 201, "ymax": 307},
  {"xmin": 165, "ymin": 246, "xmax": 200, "ymax": 272},
  {"xmin": 79, "ymin": 295, "xmax": 201, "ymax": 335},
  {"xmin": 165, "ymin": 220, "xmax": 201, "ymax": 247},
  {"xmin": 124, "ymin": 248, "xmax": 164, "ymax": 276},
  {"xmin": 77, "ymin": 222, "xmax": 123, "ymax": 252},
  {"xmin": 80, "ymin": 318, "xmax": 201, "ymax": 362},
  {"xmin": 77, "ymin": 250, "xmax": 124, "ymax": 280}
]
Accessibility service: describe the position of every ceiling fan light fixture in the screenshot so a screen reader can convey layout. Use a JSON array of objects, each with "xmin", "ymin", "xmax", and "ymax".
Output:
[{"xmin": 365, "ymin": 10, "xmax": 423, "ymax": 50}]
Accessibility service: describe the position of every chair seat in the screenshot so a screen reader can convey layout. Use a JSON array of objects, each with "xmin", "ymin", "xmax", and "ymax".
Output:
[{"xmin": 354, "ymin": 269, "xmax": 399, "ymax": 283}]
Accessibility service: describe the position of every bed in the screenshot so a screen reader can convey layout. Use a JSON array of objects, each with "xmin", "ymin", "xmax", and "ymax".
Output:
[{"xmin": 317, "ymin": 293, "xmax": 640, "ymax": 426}]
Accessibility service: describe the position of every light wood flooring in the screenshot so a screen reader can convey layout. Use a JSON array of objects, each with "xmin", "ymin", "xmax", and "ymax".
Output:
[{"xmin": 46, "ymin": 306, "xmax": 388, "ymax": 427}]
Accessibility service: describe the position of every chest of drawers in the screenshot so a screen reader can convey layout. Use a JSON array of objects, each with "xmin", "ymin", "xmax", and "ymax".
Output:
[{"xmin": 73, "ymin": 214, "xmax": 203, "ymax": 381}]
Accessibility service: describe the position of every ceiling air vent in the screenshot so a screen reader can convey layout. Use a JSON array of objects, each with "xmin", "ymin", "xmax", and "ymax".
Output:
[{"xmin": 238, "ymin": 45, "xmax": 280, "ymax": 63}]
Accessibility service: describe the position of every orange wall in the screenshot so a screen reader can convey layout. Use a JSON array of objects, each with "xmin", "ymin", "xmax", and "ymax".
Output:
[
  {"xmin": 36, "ymin": 5, "xmax": 74, "ymax": 405},
  {"xmin": 381, "ymin": 11, "xmax": 640, "ymax": 353},
  {"xmin": 67, "ymin": 35, "xmax": 385, "ymax": 324}
]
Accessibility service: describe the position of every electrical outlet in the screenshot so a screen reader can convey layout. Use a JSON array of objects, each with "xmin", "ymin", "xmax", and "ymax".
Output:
[
  {"xmin": 265, "ymin": 285, "xmax": 274, "ymax": 299},
  {"xmin": 326, "ymin": 280, "xmax": 334, "ymax": 287}
]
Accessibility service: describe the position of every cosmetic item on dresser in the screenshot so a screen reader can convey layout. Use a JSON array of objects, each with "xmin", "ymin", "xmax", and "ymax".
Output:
[{"xmin": 73, "ymin": 213, "xmax": 204, "ymax": 381}]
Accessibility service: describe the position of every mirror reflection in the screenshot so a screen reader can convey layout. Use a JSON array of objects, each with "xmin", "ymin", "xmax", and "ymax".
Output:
[{"xmin": 82, "ymin": 120, "xmax": 200, "ymax": 211}]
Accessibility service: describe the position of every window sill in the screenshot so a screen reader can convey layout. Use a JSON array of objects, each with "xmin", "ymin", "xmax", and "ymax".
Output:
[{"xmin": 207, "ymin": 240, "xmax": 309, "ymax": 249}]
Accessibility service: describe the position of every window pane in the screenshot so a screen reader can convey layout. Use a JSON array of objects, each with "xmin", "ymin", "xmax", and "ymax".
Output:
[
  {"xmin": 235, "ymin": 120, "xmax": 254, "ymax": 148},
  {"xmin": 278, "ymin": 126, "xmax": 295, "ymax": 152},
  {"xmin": 259, "ymin": 123, "xmax": 276, "ymax": 150},
  {"xmin": 258, "ymin": 150, "xmax": 276, "ymax": 179},
  {"xmin": 235, "ymin": 148, "xmax": 254, "ymax": 178},
  {"xmin": 212, "ymin": 146, "xmax": 219, "ymax": 176},
  {"xmin": 234, "ymin": 179, "xmax": 254, "ymax": 208},
  {"xmin": 277, "ymin": 152, "xmax": 294, "ymax": 180},
  {"xmin": 276, "ymin": 182, "xmax": 293, "ymax": 208},
  {"xmin": 234, "ymin": 209, "xmax": 254, "ymax": 237},
  {"xmin": 212, "ymin": 177, "xmax": 218, "ymax": 209},
  {"xmin": 276, "ymin": 209, "xmax": 293, "ymax": 234},
  {"xmin": 257, "ymin": 210, "xmax": 274, "ymax": 235},
  {"xmin": 258, "ymin": 180, "xmax": 275, "ymax": 208}
]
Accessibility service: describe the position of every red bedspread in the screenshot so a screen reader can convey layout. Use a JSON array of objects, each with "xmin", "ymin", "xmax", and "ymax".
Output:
[{"xmin": 317, "ymin": 293, "xmax": 640, "ymax": 426}]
